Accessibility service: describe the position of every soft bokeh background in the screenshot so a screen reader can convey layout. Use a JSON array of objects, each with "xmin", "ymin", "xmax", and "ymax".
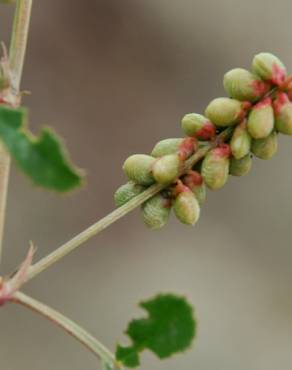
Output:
[{"xmin": 0, "ymin": 1, "xmax": 292, "ymax": 369}]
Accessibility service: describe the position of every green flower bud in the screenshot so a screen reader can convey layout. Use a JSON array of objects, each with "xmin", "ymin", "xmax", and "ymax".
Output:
[
  {"xmin": 173, "ymin": 186, "xmax": 200, "ymax": 226},
  {"xmin": 251, "ymin": 132, "xmax": 278, "ymax": 160},
  {"xmin": 151, "ymin": 137, "xmax": 197, "ymax": 160},
  {"xmin": 252, "ymin": 52, "xmax": 287, "ymax": 86},
  {"xmin": 182, "ymin": 170, "xmax": 206, "ymax": 205},
  {"xmin": 151, "ymin": 138, "xmax": 183, "ymax": 157},
  {"xmin": 201, "ymin": 144, "xmax": 230, "ymax": 190},
  {"xmin": 229, "ymin": 154, "xmax": 252, "ymax": 177},
  {"xmin": 152, "ymin": 154, "xmax": 181, "ymax": 185},
  {"xmin": 141, "ymin": 193, "xmax": 171, "ymax": 230},
  {"xmin": 230, "ymin": 121, "xmax": 252, "ymax": 159},
  {"xmin": 123, "ymin": 154, "xmax": 155, "ymax": 186},
  {"xmin": 247, "ymin": 97, "xmax": 274, "ymax": 139},
  {"xmin": 205, "ymin": 97, "xmax": 249, "ymax": 127},
  {"xmin": 223, "ymin": 68, "xmax": 270, "ymax": 102},
  {"xmin": 181, "ymin": 113, "xmax": 216, "ymax": 140},
  {"xmin": 274, "ymin": 92, "xmax": 292, "ymax": 135},
  {"xmin": 114, "ymin": 182, "xmax": 146, "ymax": 207}
]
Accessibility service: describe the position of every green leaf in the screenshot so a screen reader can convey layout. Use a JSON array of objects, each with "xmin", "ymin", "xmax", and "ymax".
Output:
[
  {"xmin": 0, "ymin": 105, "xmax": 83, "ymax": 192},
  {"xmin": 116, "ymin": 293, "xmax": 196, "ymax": 368},
  {"xmin": 116, "ymin": 345, "xmax": 140, "ymax": 368}
]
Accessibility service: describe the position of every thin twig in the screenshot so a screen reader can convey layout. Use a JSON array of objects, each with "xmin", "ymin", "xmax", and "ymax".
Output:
[
  {"xmin": 27, "ymin": 182, "xmax": 164, "ymax": 281},
  {"xmin": 26, "ymin": 127, "xmax": 233, "ymax": 283},
  {"xmin": 0, "ymin": 0, "xmax": 33, "ymax": 264},
  {"xmin": 0, "ymin": 144, "xmax": 10, "ymax": 264},
  {"xmin": 12, "ymin": 291, "xmax": 119, "ymax": 369},
  {"xmin": 9, "ymin": 0, "xmax": 33, "ymax": 93}
]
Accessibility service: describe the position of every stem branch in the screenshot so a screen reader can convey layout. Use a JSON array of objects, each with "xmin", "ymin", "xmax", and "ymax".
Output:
[
  {"xmin": 0, "ymin": 0, "xmax": 33, "ymax": 264},
  {"xmin": 27, "ymin": 182, "xmax": 164, "ymax": 281},
  {"xmin": 12, "ymin": 291, "xmax": 118, "ymax": 368},
  {"xmin": 26, "ymin": 127, "xmax": 233, "ymax": 283}
]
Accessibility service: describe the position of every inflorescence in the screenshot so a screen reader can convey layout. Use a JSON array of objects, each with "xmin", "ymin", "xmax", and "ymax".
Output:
[{"xmin": 115, "ymin": 52, "xmax": 292, "ymax": 229}]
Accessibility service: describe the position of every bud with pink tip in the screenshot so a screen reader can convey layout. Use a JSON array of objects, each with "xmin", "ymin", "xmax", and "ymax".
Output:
[
  {"xmin": 205, "ymin": 97, "xmax": 250, "ymax": 127},
  {"xmin": 230, "ymin": 120, "xmax": 252, "ymax": 159},
  {"xmin": 224, "ymin": 68, "xmax": 270, "ymax": 102},
  {"xmin": 182, "ymin": 170, "xmax": 206, "ymax": 205},
  {"xmin": 247, "ymin": 97, "xmax": 274, "ymax": 139},
  {"xmin": 252, "ymin": 52, "xmax": 287, "ymax": 86},
  {"xmin": 173, "ymin": 183, "xmax": 200, "ymax": 226},
  {"xmin": 201, "ymin": 144, "xmax": 231, "ymax": 190},
  {"xmin": 273, "ymin": 92, "xmax": 292, "ymax": 135},
  {"xmin": 181, "ymin": 113, "xmax": 216, "ymax": 140}
]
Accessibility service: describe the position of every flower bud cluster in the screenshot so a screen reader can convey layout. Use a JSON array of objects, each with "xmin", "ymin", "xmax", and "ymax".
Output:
[{"xmin": 115, "ymin": 52, "xmax": 292, "ymax": 229}]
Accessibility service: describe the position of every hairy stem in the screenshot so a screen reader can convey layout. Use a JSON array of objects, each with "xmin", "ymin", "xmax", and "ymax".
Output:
[
  {"xmin": 12, "ymin": 291, "xmax": 119, "ymax": 369},
  {"xmin": 26, "ymin": 127, "xmax": 233, "ymax": 283},
  {"xmin": 0, "ymin": 0, "xmax": 33, "ymax": 264}
]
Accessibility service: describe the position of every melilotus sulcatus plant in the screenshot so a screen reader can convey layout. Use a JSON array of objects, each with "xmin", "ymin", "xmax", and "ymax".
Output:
[{"xmin": 0, "ymin": 1, "xmax": 292, "ymax": 369}]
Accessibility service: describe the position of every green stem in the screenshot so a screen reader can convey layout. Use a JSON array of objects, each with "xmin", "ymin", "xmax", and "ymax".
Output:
[
  {"xmin": 0, "ymin": 0, "xmax": 33, "ymax": 264},
  {"xmin": 12, "ymin": 291, "xmax": 119, "ymax": 369},
  {"xmin": 26, "ymin": 127, "xmax": 233, "ymax": 283},
  {"xmin": 0, "ymin": 143, "xmax": 10, "ymax": 264},
  {"xmin": 26, "ymin": 182, "xmax": 164, "ymax": 281},
  {"xmin": 9, "ymin": 0, "xmax": 33, "ymax": 93}
]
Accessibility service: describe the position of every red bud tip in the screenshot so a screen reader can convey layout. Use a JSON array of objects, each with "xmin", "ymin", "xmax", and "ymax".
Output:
[
  {"xmin": 270, "ymin": 63, "xmax": 286, "ymax": 86},
  {"xmin": 178, "ymin": 137, "xmax": 197, "ymax": 161},
  {"xmin": 196, "ymin": 121, "xmax": 216, "ymax": 140},
  {"xmin": 254, "ymin": 97, "xmax": 272, "ymax": 110},
  {"xmin": 251, "ymin": 79, "xmax": 270, "ymax": 96},
  {"xmin": 174, "ymin": 180, "xmax": 191, "ymax": 195},
  {"xmin": 214, "ymin": 143, "xmax": 231, "ymax": 158},
  {"xmin": 273, "ymin": 91, "xmax": 290, "ymax": 115},
  {"xmin": 279, "ymin": 75, "xmax": 292, "ymax": 90},
  {"xmin": 241, "ymin": 101, "xmax": 252, "ymax": 111},
  {"xmin": 183, "ymin": 171, "xmax": 203, "ymax": 189}
]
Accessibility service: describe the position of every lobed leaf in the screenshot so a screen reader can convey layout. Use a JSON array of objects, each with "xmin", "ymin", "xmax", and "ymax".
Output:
[
  {"xmin": 116, "ymin": 293, "xmax": 196, "ymax": 368},
  {"xmin": 0, "ymin": 105, "xmax": 83, "ymax": 192}
]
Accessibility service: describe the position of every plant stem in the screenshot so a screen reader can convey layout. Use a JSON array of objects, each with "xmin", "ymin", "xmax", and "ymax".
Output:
[
  {"xmin": 26, "ymin": 127, "xmax": 233, "ymax": 283},
  {"xmin": 9, "ymin": 0, "xmax": 33, "ymax": 93},
  {"xmin": 0, "ymin": 0, "xmax": 33, "ymax": 264},
  {"xmin": 12, "ymin": 291, "xmax": 119, "ymax": 369},
  {"xmin": 0, "ymin": 143, "xmax": 10, "ymax": 263},
  {"xmin": 26, "ymin": 182, "xmax": 164, "ymax": 281}
]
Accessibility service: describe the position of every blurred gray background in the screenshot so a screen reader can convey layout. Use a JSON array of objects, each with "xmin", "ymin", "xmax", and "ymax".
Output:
[{"xmin": 0, "ymin": 1, "xmax": 292, "ymax": 369}]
